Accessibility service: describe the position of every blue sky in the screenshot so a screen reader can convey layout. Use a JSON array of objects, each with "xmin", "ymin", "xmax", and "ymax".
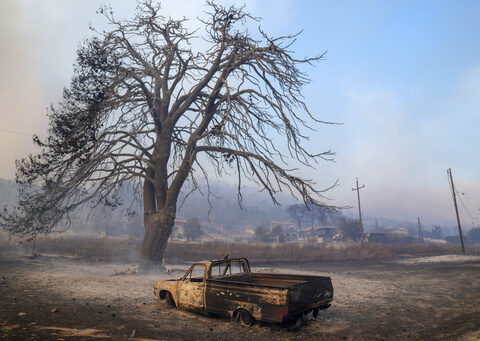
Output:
[{"xmin": 0, "ymin": 0, "xmax": 479, "ymax": 226}]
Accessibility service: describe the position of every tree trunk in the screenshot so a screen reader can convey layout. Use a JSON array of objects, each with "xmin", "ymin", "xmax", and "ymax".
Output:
[{"xmin": 139, "ymin": 210, "xmax": 175, "ymax": 273}]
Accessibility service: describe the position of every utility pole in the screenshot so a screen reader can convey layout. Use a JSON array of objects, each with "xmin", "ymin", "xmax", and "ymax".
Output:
[
  {"xmin": 447, "ymin": 168, "xmax": 465, "ymax": 254},
  {"xmin": 417, "ymin": 217, "xmax": 424, "ymax": 244},
  {"xmin": 31, "ymin": 232, "xmax": 37, "ymax": 258},
  {"xmin": 352, "ymin": 178, "xmax": 365, "ymax": 245}
]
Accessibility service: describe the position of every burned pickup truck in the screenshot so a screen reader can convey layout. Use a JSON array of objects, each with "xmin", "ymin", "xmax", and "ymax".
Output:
[{"xmin": 153, "ymin": 257, "xmax": 333, "ymax": 327}]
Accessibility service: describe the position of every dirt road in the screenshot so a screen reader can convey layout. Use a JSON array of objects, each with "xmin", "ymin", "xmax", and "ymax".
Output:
[{"xmin": 1, "ymin": 252, "xmax": 479, "ymax": 340}]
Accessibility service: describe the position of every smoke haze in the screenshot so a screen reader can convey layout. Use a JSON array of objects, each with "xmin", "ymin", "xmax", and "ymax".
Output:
[{"xmin": 0, "ymin": 0, "xmax": 479, "ymax": 227}]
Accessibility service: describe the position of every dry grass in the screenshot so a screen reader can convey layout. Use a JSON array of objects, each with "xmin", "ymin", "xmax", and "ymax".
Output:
[
  {"xmin": 2, "ymin": 233, "xmax": 476, "ymax": 263},
  {"xmin": 0, "ymin": 235, "xmax": 141, "ymax": 261},
  {"xmin": 164, "ymin": 241, "xmax": 466, "ymax": 263}
]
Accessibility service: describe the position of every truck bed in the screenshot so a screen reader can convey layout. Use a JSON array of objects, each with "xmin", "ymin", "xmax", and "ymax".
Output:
[
  {"xmin": 212, "ymin": 272, "xmax": 329, "ymax": 288},
  {"xmin": 206, "ymin": 272, "xmax": 333, "ymax": 322}
]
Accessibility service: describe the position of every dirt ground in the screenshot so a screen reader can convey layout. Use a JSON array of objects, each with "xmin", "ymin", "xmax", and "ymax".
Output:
[{"xmin": 1, "ymin": 252, "xmax": 480, "ymax": 340}]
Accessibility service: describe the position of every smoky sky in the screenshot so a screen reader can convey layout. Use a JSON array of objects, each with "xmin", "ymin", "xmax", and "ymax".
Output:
[{"xmin": 0, "ymin": 0, "xmax": 479, "ymax": 227}]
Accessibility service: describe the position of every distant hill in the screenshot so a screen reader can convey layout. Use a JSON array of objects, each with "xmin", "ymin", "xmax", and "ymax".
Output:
[
  {"xmin": 175, "ymin": 181, "xmax": 295, "ymax": 230},
  {"xmin": 0, "ymin": 177, "xmax": 296, "ymax": 235}
]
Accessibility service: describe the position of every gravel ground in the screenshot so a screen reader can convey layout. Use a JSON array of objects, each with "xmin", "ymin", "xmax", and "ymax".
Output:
[{"xmin": 1, "ymin": 252, "xmax": 479, "ymax": 340}]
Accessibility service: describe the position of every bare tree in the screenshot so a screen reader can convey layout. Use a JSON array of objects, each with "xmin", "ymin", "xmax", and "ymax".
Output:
[{"xmin": 1, "ymin": 1, "xmax": 334, "ymax": 271}]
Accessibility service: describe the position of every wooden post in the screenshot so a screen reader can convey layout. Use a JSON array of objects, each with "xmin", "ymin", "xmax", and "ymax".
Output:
[
  {"xmin": 448, "ymin": 168, "xmax": 465, "ymax": 254},
  {"xmin": 352, "ymin": 178, "xmax": 365, "ymax": 245},
  {"xmin": 417, "ymin": 217, "xmax": 424, "ymax": 244}
]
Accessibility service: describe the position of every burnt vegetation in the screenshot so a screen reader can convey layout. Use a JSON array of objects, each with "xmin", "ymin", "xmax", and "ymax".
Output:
[{"xmin": 1, "ymin": 1, "xmax": 335, "ymax": 271}]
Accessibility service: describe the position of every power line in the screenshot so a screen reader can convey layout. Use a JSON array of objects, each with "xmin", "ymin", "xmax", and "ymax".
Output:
[
  {"xmin": 454, "ymin": 187, "xmax": 480, "ymax": 220},
  {"xmin": 447, "ymin": 171, "xmax": 480, "ymax": 221}
]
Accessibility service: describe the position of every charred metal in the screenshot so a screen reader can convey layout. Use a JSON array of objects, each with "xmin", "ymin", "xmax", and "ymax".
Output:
[{"xmin": 153, "ymin": 257, "xmax": 333, "ymax": 327}]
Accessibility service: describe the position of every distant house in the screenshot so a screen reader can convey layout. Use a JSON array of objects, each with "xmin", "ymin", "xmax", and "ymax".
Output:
[
  {"xmin": 268, "ymin": 221, "xmax": 296, "ymax": 230},
  {"xmin": 298, "ymin": 226, "xmax": 340, "ymax": 242},
  {"xmin": 268, "ymin": 221, "xmax": 298, "ymax": 241},
  {"xmin": 385, "ymin": 226, "xmax": 409, "ymax": 236},
  {"xmin": 367, "ymin": 232, "xmax": 390, "ymax": 244},
  {"xmin": 367, "ymin": 232, "xmax": 414, "ymax": 244}
]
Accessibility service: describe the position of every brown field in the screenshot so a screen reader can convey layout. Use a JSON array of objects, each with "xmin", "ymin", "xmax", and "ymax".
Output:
[
  {"xmin": 1, "ymin": 250, "xmax": 480, "ymax": 340},
  {"xmin": 1, "ymin": 235, "xmax": 480, "ymax": 340}
]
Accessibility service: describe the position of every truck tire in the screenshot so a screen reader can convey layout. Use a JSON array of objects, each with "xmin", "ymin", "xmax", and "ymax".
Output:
[
  {"xmin": 238, "ymin": 309, "xmax": 254, "ymax": 327},
  {"xmin": 165, "ymin": 292, "xmax": 175, "ymax": 308}
]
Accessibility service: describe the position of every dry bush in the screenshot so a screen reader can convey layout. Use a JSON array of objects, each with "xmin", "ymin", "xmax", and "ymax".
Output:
[
  {"xmin": 4, "ymin": 233, "xmax": 476, "ymax": 263},
  {"xmin": 34, "ymin": 236, "xmax": 142, "ymax": 261},
  {"xmin": 164, "ymin": 241, "xmax": 464, "ymax": 263}
]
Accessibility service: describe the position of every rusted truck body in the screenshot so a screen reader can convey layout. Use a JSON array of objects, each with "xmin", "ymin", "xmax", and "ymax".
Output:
[{"xmin": 153, "ymin": 258, "xmax": 333, "ymax": 326}]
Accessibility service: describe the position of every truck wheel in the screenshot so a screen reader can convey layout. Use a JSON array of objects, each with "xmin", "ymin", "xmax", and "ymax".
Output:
[
  {"xmin": 165, "ymin": 292, "xmax": 175, "ymax": 308},
  {"xmin": 238, "ymin": 309, "xmax": 254, "ymax": 327}
]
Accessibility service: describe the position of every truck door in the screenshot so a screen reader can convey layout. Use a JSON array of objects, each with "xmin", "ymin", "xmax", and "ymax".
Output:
[{"xmin": 177, "ymin": 264, "xmax": 206, "ymax": 311}]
